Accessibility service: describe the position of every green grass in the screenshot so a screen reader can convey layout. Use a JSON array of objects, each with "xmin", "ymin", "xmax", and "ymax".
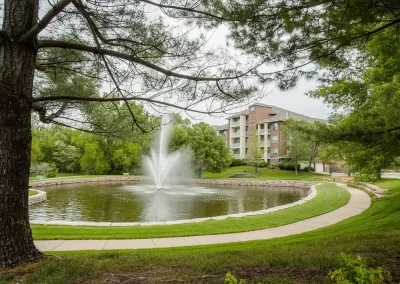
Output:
[
  {"xmin": 31, "ymin": 183, "xmax": 349, "ymax": 240},
  {"xmin": 203, "ymin": 166, "xmax": 328, "ymax": 181},
  {"xmin": 3, "ymin": 179, "xmax": 399, "ymax": 284},
  {"xmin": 29, "ymin": 173, "xmax": 113, "ymax": 182},
  {"xmin": 29, "ymin": 190, "xmax": 38, "ymax": 197}
]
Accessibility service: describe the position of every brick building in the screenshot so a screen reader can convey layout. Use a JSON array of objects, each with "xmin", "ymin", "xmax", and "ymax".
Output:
[{"xmin": 214, "ymin": 104, "xmax": 325, "ymax": 164}]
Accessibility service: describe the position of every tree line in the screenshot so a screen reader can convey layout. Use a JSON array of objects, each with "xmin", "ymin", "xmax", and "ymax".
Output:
[{"xmin": 31, "ymin": 115, "xmax": 232, "ymax": 178}]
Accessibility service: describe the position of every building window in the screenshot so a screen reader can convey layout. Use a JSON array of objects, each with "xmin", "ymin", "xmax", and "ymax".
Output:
[
  {"xmin": 272, "ymin": 135, "xmax": 278, "ymax": 143},
  {"xmin": 272, "ymin": 122, "xmax": 279, "ymax": 130},
  {"xmin": 272, "ymin": 149, "xmax": 279, "ymax": 156}
]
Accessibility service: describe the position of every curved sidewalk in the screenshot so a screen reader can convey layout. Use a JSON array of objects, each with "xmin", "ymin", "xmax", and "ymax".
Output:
[{"xmin": 34, "ymin": 184, "xmax": 371, "ymax": 252}]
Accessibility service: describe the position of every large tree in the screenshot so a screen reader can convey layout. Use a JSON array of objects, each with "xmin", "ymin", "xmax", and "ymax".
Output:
[
  {"xmin": 223, "ymin": 0, "xmax": 400, "ymax": 88},
  {"xmin": 187, "ymin": 122, "xmax": 232, "ymax": 178},
  {"xmin": 0, "ymin": 0, "xmax": 261, "ymax": 267}
]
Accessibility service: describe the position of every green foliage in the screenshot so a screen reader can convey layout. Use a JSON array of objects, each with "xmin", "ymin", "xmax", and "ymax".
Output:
[
  {"xmin": 268, "ymin": 163, "xmax": 279, "ymax": 170},
  {"xmin": 223, "ymin": 0, "xmax": 398, "ymax": 89},
  {"xmin": 302, "ymin": 166, "xmax": 314, "ymax": 172},
  {"xmin": 246, "ymin": 133, "xmax": 264, "ymax": 173},
  {"xmin": 225, "ymin": 272, "xmax": 248, "ymax": 284},
  {"xmin": 230, "ymin": 159, "xmax": 246, "ymax": 167},
  {"xmin": 329, "ymin": 254, "xmax": 391, "ymax": 284},
  {"xmin": 303, "ymin": 26, "xmax": 400, "ymax": 179},
  {"xmin": 171, "ymin": 121, "xmax": 232, "ymax": 177},
  {"xmin": 47, "ymin": 164, "xmax": 58, "ymax": 178},
  {"xmin": 245, "ymin": 159, "xmax": 267, "ymax": 168},
  {"xmin": 282, "ymin": 120, "xmax": 321, "ymax": 175},
  {"xmin": 277, "ymin": 161, "xmax": 300, "ymax": 171}
]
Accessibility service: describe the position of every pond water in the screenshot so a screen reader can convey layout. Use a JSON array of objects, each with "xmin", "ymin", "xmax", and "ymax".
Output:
[{"xmin": 29, "ymin": 182, "xmax": 309, "ymax": 223}]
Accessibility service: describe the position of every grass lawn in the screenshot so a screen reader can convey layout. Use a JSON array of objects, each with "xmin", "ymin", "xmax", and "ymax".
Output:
[
  {"xmin": 29, "ymin": 173, "xmax": 112, "ymax": 182},
  {"xmin": 2, "ymin": 179, "xmax": 399, "ymax": 283},
  {"xmin": 29, "ymin": 190, "xmax": 38, "ymax": 197},
  {"xmin": 203, "ymin": 166, "xmax": 329, "ymax": 181},
  {"xmin": 31, "ymin": 183, "xmax": 349, "ymax": 240}
]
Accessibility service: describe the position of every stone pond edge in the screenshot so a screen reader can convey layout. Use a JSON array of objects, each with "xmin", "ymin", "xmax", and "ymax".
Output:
[
  {"xmin": 29, "ymin": 189, "xmax": 47, "ymax": 206},
  {"xmin": 29, "ymin": 176, "xmax": 317, "ymax": 227}
]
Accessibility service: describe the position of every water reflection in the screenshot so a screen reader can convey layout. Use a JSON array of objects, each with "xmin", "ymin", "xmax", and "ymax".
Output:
[{"xmin": 29, "ymin": 182, "xmax": 308, "ymax": 222}]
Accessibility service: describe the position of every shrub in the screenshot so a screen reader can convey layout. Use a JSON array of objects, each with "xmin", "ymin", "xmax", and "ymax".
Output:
[
  {"xmin": 246, "ymin": 160, "xmax": 267, "ymax": 168},
  {"xmin": 268, "ymin": 163, "xmax": 278, "ymax": 170},
  {"xmin": 225, "ymin": 272, "xmax": 247, "ymax": 284},
  {"xmin": 230, "ymin": 159, "xmax": 246, "ymax": 167},
  {"xmin": 225, "ymin": 272, "xmax": 262, "ymax": 284},
  {"xmin": 329, "ymin": 254, "xmax": 391, "ymax": 284},
  {"xmin": 302, "ymin": 166, "xmax": 315, "ymax": 172},
  {"xmin": 47, "ymin": 163, "xmax": 58, "ymax": 178},
  {"xmin": 278, "ymin": 161, "xmax": 300, "ymax": 171}
]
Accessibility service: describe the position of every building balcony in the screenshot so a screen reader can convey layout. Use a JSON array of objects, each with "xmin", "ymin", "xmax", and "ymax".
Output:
[
  {"xmin": 231, "ymin": 143, "xmax": 240, "ymax": 148},
  {"xmin": 257, "ymin": 129, "xmax": 265, "ymax": 135},
  {"xmin": 231, "ymin": 121, "xmax": 240, "ymax": 126},
  {"xmin": 231, "ymin": 132, "xmax": 240, "ymax": 137},
  {"xmin": 233, "ymin": 154, "xmax": 241, "ymax": 159},
  {"xmin": 266, "ymin": 154, "xmax": 271, "ymax": 159}
]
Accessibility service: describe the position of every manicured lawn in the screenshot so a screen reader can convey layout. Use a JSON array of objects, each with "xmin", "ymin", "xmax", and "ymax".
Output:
[
  {"xmin": 29, "ymin": 190, "xmax": 38, "ymax": 197},
  {"xmin": 29, "ymin": 173, "xmax": 112, "ymax": 182},
  {"xmin": 3, "ymin": 180, "xmax": 399, "ymax": 283},
  {"xmin": 31, "ymin": 183, "xmax": 349, "ymax": 240},
  {"xmin": 203, "ymin": 166, "xmax": 328, "ymax": 181}
]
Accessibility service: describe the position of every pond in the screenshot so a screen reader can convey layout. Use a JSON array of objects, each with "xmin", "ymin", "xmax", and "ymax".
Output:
[{"xmin": 29, "ymin": 182, "xmax": 310, "ymax": 223}]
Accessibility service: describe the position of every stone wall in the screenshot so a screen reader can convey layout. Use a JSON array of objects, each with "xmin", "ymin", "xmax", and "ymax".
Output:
[
  {"xmin": 28, "ymin": 189, "xmax": 47, "ymax": 205},
  {"xmin": 30, "ymin": 176, "xmax": 313, "ymax": 189}
]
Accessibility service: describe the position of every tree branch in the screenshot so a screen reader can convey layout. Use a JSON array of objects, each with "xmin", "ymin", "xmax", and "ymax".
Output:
[
  {"xmin": 139, "ymin": 0, "xmax": 228, "ymax": 21},
  {"xmin": 33, "ymin": 95, "xmax": 223, "ymax": 115},
  {"xmin": 38, "ymin": 40, "xmax": 243, "ymax": 81},
  {"xmin": 19, "ymin": 0, "xmax": 73, "ymax": 43}
]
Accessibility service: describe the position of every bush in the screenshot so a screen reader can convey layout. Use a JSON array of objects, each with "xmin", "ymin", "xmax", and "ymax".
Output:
[
  {"xmin": 268, "ymin": 163, "xmax": 279, "ymax": 170},
  {"xmin": 230, "ymin": 159, "xmax": 246, "ymax": 167},
  {"xmin": 47, "ymin": 163, "xmax": 58, "ymax": 178},
  {"xmin": 278, "ymin": 161, "xmax": 300, "ymax": 171},
  {"xmin": 302, "ymin": 166, "xmax": 315, "ymax": 172},
  {"xmin": 225, "ymin": 272, "xmax": 247, "ymax": 284},
  {"xmin": 244, "ymin": 160, "xmax": 267, "ymax": 167},
  {"xmin": 329, "ymin": 254, "xmax": 391, "ymax": 284}
]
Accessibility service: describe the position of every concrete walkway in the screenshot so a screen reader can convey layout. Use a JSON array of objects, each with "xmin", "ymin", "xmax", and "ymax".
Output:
[{"xmin": 34, "ymin": 184, "xmax": 371, "ymax": 252}]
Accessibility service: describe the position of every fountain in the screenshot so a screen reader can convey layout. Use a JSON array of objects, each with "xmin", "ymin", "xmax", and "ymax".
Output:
[{"xmin": 144, "ymin": 116, "xmax": 185, "ymax": 190}]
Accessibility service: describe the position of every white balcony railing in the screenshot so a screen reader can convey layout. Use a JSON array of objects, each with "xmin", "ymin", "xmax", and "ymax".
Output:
[
  {"xmin": 231, "ymin": 143, "xmax": 240, "ymax": 148},
  {"xmin": 233, "ymin": 154, "xmax": 241, "ymax": 159},
  {"xmin": 231, "ymin": 132, "xmax": 240, "ymax": 137},
  {"xmin": 266, "ymin": 141, "xmax": 271, "ymax": 147},
  {"xmin": 258, "ymin": 129, "xmax": 265, "ymax": 135},
  {"xmin": 231, "ymin": 121, "xmax": 240, "ymax": 126}
]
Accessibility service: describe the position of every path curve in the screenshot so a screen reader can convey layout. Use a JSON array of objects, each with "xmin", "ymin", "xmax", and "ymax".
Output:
[{"xmin": 34, "ymin": 184, "xmax": 371, "ymax": 252}]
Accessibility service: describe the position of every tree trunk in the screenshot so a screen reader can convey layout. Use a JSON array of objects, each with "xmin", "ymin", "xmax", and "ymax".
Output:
[
  {"xmin": 295, "ymin": 161, "xmax": 298, "ymax": 175},
  {"xmin": 0, "ymin": 0, "xmax": 43, "ymax": 267}
]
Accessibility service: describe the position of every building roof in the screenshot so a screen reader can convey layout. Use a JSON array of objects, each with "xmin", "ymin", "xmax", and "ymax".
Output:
[
  {"xmin": 259, "ymin": 106, "xmax": 327, "ymax": 123},
  {"xmin": 225, "ymin": 109, "xmax": 249, "ymax": 119},
  {"xmin": 212, "ymin": 105, "xmax": 327, "ymax": 129},
  {"xmin": 212, "ymin": 124, "xmax": 228, "ymax": 131}
]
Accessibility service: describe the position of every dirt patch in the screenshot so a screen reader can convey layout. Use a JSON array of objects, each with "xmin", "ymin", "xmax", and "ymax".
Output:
[{"xmin": 94, "ymin": 266, "xmax": 330, "ymax": 284}]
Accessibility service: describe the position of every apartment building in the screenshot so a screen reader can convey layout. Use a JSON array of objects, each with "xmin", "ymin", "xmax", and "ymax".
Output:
[{"xmin": 214, "ymin": 104, "xmax": 324, "ymax": 164}]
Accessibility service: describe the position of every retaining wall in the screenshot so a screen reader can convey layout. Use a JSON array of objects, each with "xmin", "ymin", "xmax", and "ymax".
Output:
[
  {"xmin": 30, "ymin": 176, "xmax": 313, "ymax": 189},
  {"xmin": 28, "ymin": 190, "xmax": 47, "ymax": 206}
]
